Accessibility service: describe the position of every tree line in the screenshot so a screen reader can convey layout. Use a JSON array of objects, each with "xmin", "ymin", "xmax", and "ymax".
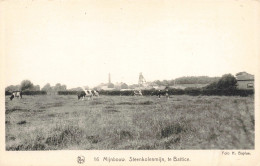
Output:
[
  {"xmin": 153, "ymin": 76, "xmax": 220, "ymax": 86},
  {"xmin": 5, "ymin": 74, "xmax": 253, "ymax": 97},
  {"xmin": 5, "ymin": 80, "xmax": 67, "ymax": 93}
]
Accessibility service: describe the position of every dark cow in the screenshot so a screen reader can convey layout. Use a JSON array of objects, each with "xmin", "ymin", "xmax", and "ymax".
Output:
[
  {"xmin": 77, "ymin": 91, "xmax": 86, "ymax": 100},
  {"xmin": 10, "ymin": 91, "xmax": 22, "ymax": 101},
  {"xmin": 151, "ymin": 90, "xmax": 169, "ymax": 99},
  {"xmin": 78, "ymin": 89, "xmax": 94, "ymax": 100}
]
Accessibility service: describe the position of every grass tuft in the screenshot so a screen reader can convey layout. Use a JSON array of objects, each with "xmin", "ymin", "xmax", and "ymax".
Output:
[
  {"xmin": 117, "ymin": 102, "xmax": 134, "ymax": 105},
  {"xmin": 17, "ymin": 120, "xmax": 26, "ymax": 125},
  {"xmin": 160, "ymin": 123, "xmax": 187, "ymax": 138},
  {"xmin": 138, "ymin": 101, "xmax": 153, "ymax": 105},
  {"xmin": 45, "ymin": 125, "xmax": 85, "ymax": 147}
]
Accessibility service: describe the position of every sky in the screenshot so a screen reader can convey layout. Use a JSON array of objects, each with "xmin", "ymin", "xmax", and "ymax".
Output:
[{"xmin": 2, "ymin": 0, "xmax": 260, "ymax": 89}]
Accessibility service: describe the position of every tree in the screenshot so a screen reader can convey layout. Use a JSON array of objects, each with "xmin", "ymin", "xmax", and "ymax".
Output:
[
  {"xmin": 54, "ymin": 83, "xmax": 62, "ymax": 91},
  {"xmin": 204, "ymin": 82, "xmax": 217, "ymax": 90},
  {"xmin": 169, "ymin": 79, "xmax": 176, "ymax": 86},
  {"xmin": 121, "ymin": 83, "xmax": 128, "ymax": 89},
  {"xmin": 216, "ymin": 74, "xmax": 237, "ymax": 90},
  {"xmin": 5, "ymin": 85, "xmax": 20, "ymax": 92},
  {"xmin": 205, "ymin": 74, "xmax": 237, "ymax": 90},
  {"xmin": 82, "ymin": 86, "xmax": 89, "ymax": 90},
  {"xmin": 20, "ymin": 80, "xmax": 34, "ymax": 91},
  {"xmin": 154, "ymin": 80, "xmax": 162, "ymax": 86},
  {"xmin": 175, "ymin": 76, "xmax": 220, "ymax": 84},
  {"xmin": 162, "ymin": 80, "xmax": 169, "ymax": 86},
  {"xmin": 33, "ymin": 85, "xmax": 40, "ymax": 91},
  {"xmin": 61, "ymin": 84, "xmax": 67, "ymax": 91},
  {"xmin": 42, "ymin": 83, "xmax": 51, "ymax": 91},
  {"xmin": 69, "ymin": 87, "xmax": 84, "ymax": 91}
]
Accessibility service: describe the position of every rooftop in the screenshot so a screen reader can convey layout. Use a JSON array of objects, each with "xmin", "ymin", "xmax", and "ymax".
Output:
[{"xmin": 236, "ymin": 72, "xmax": 254, "ymax": 81}]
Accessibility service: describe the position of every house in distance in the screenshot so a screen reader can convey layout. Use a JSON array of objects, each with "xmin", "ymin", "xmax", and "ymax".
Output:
[{"xmin": 236, "ymin": 72, "xmax": 254, "ymax": 89}]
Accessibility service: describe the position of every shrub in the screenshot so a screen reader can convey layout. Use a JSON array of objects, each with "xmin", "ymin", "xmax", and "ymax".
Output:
[
  {"xmin": 201, "ymin": 89, "xmax": 254, "ymax": 96},
  {"xmin": 168, "ymin": 89, "xmax": 185, "ymax": 95},
  {"xmin": 205, "ymin": 74, "xmax": 237, "ymax": 90},
  {"xmin": 55, "ymin": 89, "xmax": 254, "ymax": 97},
  {"xmin": 185, "ymin": 87, "xmax": 201, "ymax": 96},
  {"xmin": 5, "ymin": 91, "xmax": 12, "ymax": 95},
  {"xmin": 58, "ymin": 91, "xmax": 79, "ymax": 95},
  {"xmin": 5, "ymin": 90, "xmax": 47, "ymax": 96},
  {"xmin": 119, "ymin": 91, "xmax": 133, "ymax": 96},
  {"xmin": 22, "ymin": 90, "xmax": 47, "ymax": 95}
]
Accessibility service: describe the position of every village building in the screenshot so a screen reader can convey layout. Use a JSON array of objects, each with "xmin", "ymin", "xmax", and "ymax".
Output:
[
  {"xmin": 236, "ymin": 72, "xmax": 254, "ymax": 89},
  {"xmin": 96, "ymin": 73, "xmax": 116, "ymax": 91}
]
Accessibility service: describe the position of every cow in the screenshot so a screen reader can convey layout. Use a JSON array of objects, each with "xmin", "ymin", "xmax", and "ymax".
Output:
[
  {"xmin": 92, "ymin": 90, "xmax": 99, "ymax": 97},
  {"xmin": 10, "ymin": 91, "xmax": 22, "ymax": 101},
  {"xmin": 80, "ymin": 89, "xmax": 93, "ymax": 100},
  {"xmin": 133, "ymin": 90, "xmax": 142, "ymax": 96},
  {"xmin": 151, "ymin": 90, "xmax": 169, "ymax": 99},
  {"xmin": 85, "ymin": 90, "xmax": 93, "ymax": 100},
  {"xmin": 77, "ymin": 91, "xmax": 86, "ymax": 100}
]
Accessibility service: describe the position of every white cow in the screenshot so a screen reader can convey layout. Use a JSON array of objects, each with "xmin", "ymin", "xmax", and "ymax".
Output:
[
  {"xmin": 83, "ymin": 90, "xmax": 93, "ymax": 100},
  {"xmin": 92, "ymin": 90, "xmax": 99, "ymax": 97},
  {"xmin": 80, "ymin": 87, "xmax": 100, "ymax": 100},
  {"xmin": 133, "ymin": 90, "xmax": 142, "ymax": 96},
  {"xmin": 10, "ymin": 91, "xmax": 22, "ymax": 100}
]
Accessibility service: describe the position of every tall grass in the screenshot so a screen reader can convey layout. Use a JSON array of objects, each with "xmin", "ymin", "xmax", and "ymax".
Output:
[{"xmin": 5, "ymin": 95, "xmax": 254, "ymax": 150}]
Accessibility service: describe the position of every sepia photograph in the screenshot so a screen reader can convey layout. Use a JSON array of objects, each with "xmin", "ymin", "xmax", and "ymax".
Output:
[{"xmin": 0, "ymin": 0, "xmax": 259, "ymax": 165}]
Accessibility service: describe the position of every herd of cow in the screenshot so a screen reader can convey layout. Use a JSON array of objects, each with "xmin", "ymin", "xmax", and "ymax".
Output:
[
  {"xmin": 8, "ymin": 89, "xmax": 170, "ymax": 101},
  {"xmin": 77, "ymin": 89, "xmax": 169, "ymax": 100}
]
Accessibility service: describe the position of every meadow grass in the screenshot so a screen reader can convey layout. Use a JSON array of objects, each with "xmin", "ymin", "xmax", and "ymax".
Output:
[{"xmin": 5, "ymin": 95, "xmax": 254, "ymax": 150}]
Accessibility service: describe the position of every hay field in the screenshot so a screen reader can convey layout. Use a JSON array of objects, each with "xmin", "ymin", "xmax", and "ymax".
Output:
[{"xmin": 5, "ymin": 95, "xmax": 254, "ymax": 150}]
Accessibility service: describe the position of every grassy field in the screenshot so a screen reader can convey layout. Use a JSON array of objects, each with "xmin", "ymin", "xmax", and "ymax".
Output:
[{"xmin": 5, "ymin": 94, "xmax": 254, "ymax": 150}]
